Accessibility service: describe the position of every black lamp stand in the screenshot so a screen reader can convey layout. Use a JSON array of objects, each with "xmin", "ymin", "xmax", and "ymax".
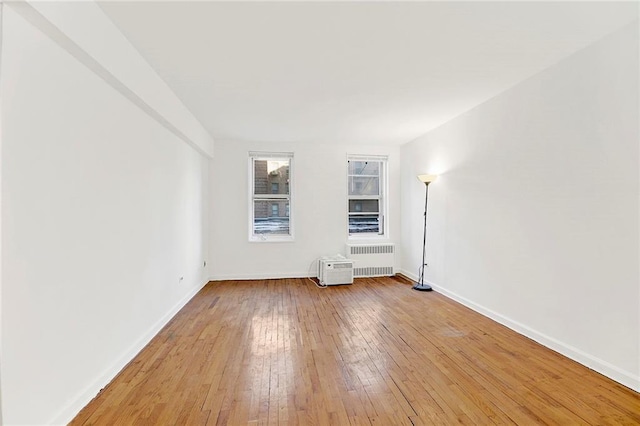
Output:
[{"xmin": 413, "ymin": 181, "xmax": 433, "ymax": 291}]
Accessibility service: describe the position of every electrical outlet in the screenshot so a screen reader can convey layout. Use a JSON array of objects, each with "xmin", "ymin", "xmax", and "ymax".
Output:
[
  {"xmin": 179, "ymin": 276, "xmax": 184, "ymax": 284},
  {"xmin": 203, "ymin": 260, "xmax": 207, "ymax": 267}
]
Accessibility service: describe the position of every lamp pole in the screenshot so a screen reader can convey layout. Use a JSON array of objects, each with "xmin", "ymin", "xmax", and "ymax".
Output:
[{"xmin": 413, "ymin": 174, "xmax": 437, "ymax": 291}]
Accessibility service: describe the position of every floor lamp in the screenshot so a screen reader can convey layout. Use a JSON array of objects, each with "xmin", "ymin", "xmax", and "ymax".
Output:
[{"xmin": 413, "ymin": 174, "xmax": 437, "ymax": 291}]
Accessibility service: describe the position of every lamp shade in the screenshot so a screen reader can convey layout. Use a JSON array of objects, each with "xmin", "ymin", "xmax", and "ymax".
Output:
[{"xmin": 417, "ymin": 174, "xmax": 437, "ymax": 183}]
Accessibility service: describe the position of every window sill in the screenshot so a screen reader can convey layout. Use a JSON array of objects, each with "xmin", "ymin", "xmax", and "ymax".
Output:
[
  {"xmin": 348, "ymin": 234, "xmax": 389, "ymax": 241},
  {"xmin": 249, "ymin": 235, "xmax": 295, "ymax": 243}
]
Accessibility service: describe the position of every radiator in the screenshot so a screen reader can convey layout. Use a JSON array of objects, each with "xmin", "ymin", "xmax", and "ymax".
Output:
[{"xmin": 346, "ymin": 243, "xmax": 395, "ymax": 277}]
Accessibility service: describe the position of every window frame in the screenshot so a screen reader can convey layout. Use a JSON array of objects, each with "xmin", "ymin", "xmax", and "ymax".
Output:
[
  {"xmin": 248, "ymin": 152, "xmax": 294, "ymax": 242},
  {"xmin": 347, "ymin": 155, "xmax": 388, "ymax": 238}
]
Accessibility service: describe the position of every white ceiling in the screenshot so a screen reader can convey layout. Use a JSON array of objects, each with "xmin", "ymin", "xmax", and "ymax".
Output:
[{"xmin": 98, "ymin": 1, "xmax": 638, "ymax": 146}]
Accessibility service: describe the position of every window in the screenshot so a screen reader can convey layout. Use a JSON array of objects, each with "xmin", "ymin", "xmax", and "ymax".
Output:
[
  {"xmin": 347, "ymin": 155, "xmax": 387, "ymax": 236},
  {"xmin": 249, "ymin": 152, "xmax": 293, "ymax": 241}
]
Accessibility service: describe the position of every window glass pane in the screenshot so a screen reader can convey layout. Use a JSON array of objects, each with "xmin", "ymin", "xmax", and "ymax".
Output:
[
  {"xmin": 254, "ymin": 200, "xmax": 290, "ymax": 234},
  {"xmin": 347, "ymin": 156, "xmax": 385, "ymax": 236},
  {"xmin": 348, "ymin": 214, "xmax": 380, "ymax": 234},
  {"xmin": 349, "ymin": 176, "xmax": 379, "ymax": 196},
  {"xmin": 348, "ymin": 161, "xmax": 380, "ymax": 176},
  {"xmin": 349, "ymin": 199, "xmax": 379, "ymax": 213},
  {"xmin": 254, "ymin": 160, "xmax": 289, "ymax": 195}
]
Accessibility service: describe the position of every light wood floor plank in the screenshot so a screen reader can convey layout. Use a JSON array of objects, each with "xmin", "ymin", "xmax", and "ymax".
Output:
[{"xmin": 71, "ymin": 277, "xmax": 640, "ymax": 425}]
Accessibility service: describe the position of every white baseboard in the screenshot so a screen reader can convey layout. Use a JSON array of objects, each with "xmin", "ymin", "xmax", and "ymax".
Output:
[
  {"xmin": 49, "ymin": 279, "xmax": 210, "ymax": 426},
  {"xmin": 396, "ymin": 269, "xmax": 418, "ymax": 283},
  {"xmin": 209, "ymin": 271, "xmax": 312, "ymax": 281},
  {"xmin": 396, "ymin": 269, "xmax": 640, "ymax": 392}
]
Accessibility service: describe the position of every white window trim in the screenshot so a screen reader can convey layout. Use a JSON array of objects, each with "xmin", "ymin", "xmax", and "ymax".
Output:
[
  {"xmin": 347, "ymin": 154, "xmax": 389, "ymax": 239},
  {"xmin": 248, "ymin": 152, "xmax": 295, "ymax": 242}
]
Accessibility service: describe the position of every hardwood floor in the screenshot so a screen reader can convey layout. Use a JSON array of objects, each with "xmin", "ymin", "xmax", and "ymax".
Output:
[{"xmin": 71, "ymin": 277, "xmax": 640, "ymax": 425}]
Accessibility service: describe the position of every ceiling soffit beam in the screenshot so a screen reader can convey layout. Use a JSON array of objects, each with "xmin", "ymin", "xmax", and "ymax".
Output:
[{"xmin": 5, "ymin": 0, "xmax": 215, "ymax": 158}]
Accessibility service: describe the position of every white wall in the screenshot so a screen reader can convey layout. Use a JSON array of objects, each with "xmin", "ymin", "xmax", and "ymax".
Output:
[
  {"xmin": 210, "ymin": 140, "xmax": 400, "ymax": 280},
  {"xmin": 400, "ymin": 22, "xmax": 639, "ymax": 391},
  {"xmin": 1, "ymin": 6, "xmax": 210, "ymax": 425},
  {"xmin": 0, "ymin": 2, "xmax": 4, "ymax": 423}
]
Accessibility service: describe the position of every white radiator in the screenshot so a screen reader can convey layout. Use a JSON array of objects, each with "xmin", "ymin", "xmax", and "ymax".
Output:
[{"xmin": 346, "ymin": 243, "xmax": 395, "ymax": 277}]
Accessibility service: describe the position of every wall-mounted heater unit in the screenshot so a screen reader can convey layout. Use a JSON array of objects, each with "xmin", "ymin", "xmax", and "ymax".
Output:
[
  {"xmin": 346, "ymin": 243, "xmax": 395, "ymax": 277},
  {"xmin": 318, "ymin": 256, "xmax": 354, "ymax": 286}
]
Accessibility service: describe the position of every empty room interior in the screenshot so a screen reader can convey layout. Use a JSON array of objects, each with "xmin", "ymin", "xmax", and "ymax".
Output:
[{"xmin": 1, "ymin": 1, "xmax": 639, "ymax": 425}]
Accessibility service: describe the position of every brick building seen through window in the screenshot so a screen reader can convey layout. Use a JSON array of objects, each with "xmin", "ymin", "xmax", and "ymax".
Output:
[{"xmin": 251, "ymin": 156, "xmax": 291, "ymax": 238}]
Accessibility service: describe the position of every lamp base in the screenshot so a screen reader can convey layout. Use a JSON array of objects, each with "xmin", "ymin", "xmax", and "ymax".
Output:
[{"xmin": 412, "ymin": 282, "xmax": 433, "ymax": 292}]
